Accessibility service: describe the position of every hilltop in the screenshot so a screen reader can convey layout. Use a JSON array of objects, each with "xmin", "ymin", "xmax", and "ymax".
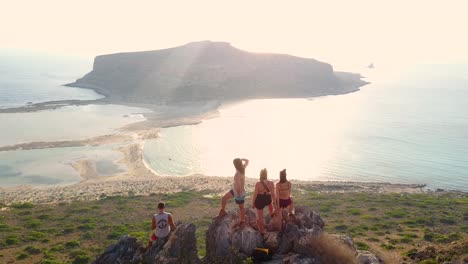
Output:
[{"xmin": 66, "ymin": 41, "xmax": 367, "ymax": 103}]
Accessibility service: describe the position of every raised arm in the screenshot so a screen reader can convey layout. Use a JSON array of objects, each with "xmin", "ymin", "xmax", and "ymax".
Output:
[{"xmin": 241, "ymin": 158, "xmax": 249, "ymax": 168}]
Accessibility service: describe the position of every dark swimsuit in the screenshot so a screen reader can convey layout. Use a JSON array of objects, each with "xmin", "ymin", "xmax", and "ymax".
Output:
[{"xmin": 254, "ymin": 181, "xmax": 272, "ymax": 210}]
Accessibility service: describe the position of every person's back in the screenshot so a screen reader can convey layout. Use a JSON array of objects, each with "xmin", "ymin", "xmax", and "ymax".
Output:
[
  {"xmin": 153, "ymin": 211, "xmax": 171, "ymax": 238},
  {"xmin": 277, "ymin": 181, "xmax": 291, "ymax": 200},
  {"xmin": 276, "ymin": 169, "xmax": 294, "ymax": 216},
  {"xmin": 146, "ymin": 202, "xmax": 175, "ymax": 251}
]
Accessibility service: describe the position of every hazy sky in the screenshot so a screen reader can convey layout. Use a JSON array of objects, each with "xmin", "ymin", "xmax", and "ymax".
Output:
[{"xmin": 1, "ymin": 0, "xmax": 467, "ymax": 70}]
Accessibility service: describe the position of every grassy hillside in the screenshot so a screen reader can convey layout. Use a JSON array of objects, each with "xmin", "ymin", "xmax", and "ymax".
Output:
[{"xmin": 0, "ymin": 190, "xmax": 466, "ymax": 263}]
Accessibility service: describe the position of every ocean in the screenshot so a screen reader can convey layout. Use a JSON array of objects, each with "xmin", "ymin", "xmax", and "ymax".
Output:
[
  {"xmin": 143, "ymin": 64, "xmax": 468, "ymax": 191},
  {"xmin": 1, "ymin": 53, "xmax": 467, "ymax": 190}
]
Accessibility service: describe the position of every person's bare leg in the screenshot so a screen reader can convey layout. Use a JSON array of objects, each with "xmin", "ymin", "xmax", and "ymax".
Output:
[
  {"xmin": 268, "ymin": 203, "xmax": 273, "ymax": 216},
  {"xmin": 257, "ymin": 209, "xmax": 265, "ymax": 233},
  {"xmin": 288, "ymin": 200, "xmax": 295, "ymax": 215},
  {"xmin": 239, "ymin": 203, "xmax": 245, "ymax": 223},
  {"xmin": 218, "ymin": 191, "xmax": 233, "ymax": 217},
  {"xmin": 145, "ymin": 240, "xmax": 153, "ymax": 251}
]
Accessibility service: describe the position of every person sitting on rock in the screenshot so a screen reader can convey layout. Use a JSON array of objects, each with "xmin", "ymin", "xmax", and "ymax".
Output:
[
  {"xmin": 252, "ymin": 168, "xmax": 276, "ymax": 234},
  {"xmin": 218, "ymin": 158, "xmax": 249, "ymax": 226},
  {"xmin": 146, "ymin": 202, "xmax": 175, "ymax": 250},
  {"xmin": 276, "ymin": 169, "xmax": 295, "ymax": 217}
]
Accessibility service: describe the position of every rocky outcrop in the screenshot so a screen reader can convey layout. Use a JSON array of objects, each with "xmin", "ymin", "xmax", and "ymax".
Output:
[
  {"xmin": 205, "ymin": 206, "xmax": 327, "ymax": 263},
  {"xmin": 93, "ymin": 206, "xmax": 384, "ymax": 264},
  {"xmin": 93, "ymin": 223, "xmax": 200, "ymax": 264},
  {"xmin": 205, "ymin": 206, "xmax": 382, "ymax": 264},
  {"xmin": 66, "ymin": 41, "xmax": 368, "ymax": 104}
]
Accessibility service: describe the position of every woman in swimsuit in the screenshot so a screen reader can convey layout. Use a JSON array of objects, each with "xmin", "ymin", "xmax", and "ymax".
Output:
[
  {"xmin": 276, "ymin": 169, "xmax": 294, "ymax": 216},
  {"xmin": 218, "ymin": 158, "xmax": 248, "ymax": 225},
  {"xmin": 252, "ymin": 168, "xmax": 275, "ymax": 234}
]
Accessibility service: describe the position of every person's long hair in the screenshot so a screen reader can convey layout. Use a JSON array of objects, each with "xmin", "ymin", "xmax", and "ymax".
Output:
[
  {"xmin": 260, "ymin": 168, "xmax": 267, "ymax": 181},
  {"xmin": 233, "ymin": 158, "xmax": 245, "ymax": 175},
  {"xmin": 279, "ymin": 169, "xmax": 287, "ymax": 183}
]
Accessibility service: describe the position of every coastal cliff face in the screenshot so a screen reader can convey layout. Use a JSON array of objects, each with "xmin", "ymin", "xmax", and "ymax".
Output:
[{"xmin": 67, "ymin": 41, "xmax": 367, "ymax": 103}]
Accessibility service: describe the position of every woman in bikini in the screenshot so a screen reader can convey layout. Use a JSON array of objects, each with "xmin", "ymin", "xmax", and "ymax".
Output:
[
  {"xmin": 218, "ymin": 158, "xmax": 248, "ymax": 225},
  {"xmin": 252, "ymin": 168, "xmax": 276, "ymax": 234},
  {"xmin": 276, "ymin": 169, "xmax": 294, "ymax": 216}
]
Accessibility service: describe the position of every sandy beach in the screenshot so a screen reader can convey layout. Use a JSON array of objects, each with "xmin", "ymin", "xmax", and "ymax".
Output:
[
  {"xmin": 0, "ymin": 140, "xmax": 428, "ymax": 205},
  {"xmin": 0, "ymin": 100, "xmax": 438, "ymax": 206}
]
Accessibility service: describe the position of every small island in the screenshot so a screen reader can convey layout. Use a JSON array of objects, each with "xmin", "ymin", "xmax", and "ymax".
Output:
[{"xmin": 66, "ymin": 41, "xmax": 368, "ymax": 104}]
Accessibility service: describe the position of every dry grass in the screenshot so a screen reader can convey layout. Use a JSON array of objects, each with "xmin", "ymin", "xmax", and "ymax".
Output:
[{"xmin": 301, "ymin": 234, "xmax": 357, "ymax": 264}]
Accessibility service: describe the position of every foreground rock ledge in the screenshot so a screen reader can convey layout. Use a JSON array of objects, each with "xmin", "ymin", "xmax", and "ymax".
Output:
[{"xmin": 93, "ymin": 206, "xmax": 383, "ymax": 264}]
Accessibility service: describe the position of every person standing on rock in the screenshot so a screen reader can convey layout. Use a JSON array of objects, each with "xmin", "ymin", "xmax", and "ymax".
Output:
[
  {"xmin": 276, "ymin": 169, "xmax": 295, "ymax": 216},
  {"xmin": 218, "ymin": 158, "xmax": 248, "ymax": 225},
  {"xmin": 146, "ymin": 202, "xmax": 175, "ymax": 250},
  {"xmin": 252, "ymin": 168, "xmax": 276, "ymax": 234}
]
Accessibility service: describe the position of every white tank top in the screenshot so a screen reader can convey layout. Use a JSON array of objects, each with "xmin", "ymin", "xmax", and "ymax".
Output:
[{"xmin": 154, "ymin": 212, "xmax": 171, "ymax": 238}]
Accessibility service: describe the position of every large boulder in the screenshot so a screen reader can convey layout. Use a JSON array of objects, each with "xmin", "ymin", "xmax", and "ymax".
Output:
[
  {"xmin": 356, "ymin": 250, "xmax": 384, "ymax": 264},
  {"xmin": 94, "ymin": 236, "xmax": 144, "ymax": 264},
  {"xmin": 154, "ymin": 223, "xmax": 201, "ymax": 264},
  {"xmin": 93, "ymin": 223, "xmax": 200, "ymax": 264},
  {"xmin": 204, "ymin": 210, "xmax": 264, "ymax": 263}
]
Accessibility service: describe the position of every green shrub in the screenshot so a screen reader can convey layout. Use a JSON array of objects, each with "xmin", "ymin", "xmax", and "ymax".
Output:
[
  {"xmin": 82, "ymin": 231, "xmax": 94, "ymax": 240},
  {"xmin": 334, "ymin": 224, "xmax": 348, "ymax": 231},
  {"xmin": 77, "ymin": 223, "xmax": 95, "ymax": 231},
  {"xmin": 399, "ymin": 237, "xmax": 413, "ymax": 243},
  {"xmin": 384, "ymin": 209, "xmax": 407, "ymax": 218},
  {"xmin": 355, "ymin": 241, "xmax": 369, "ymax": 250},
  {"xmin": 439, "ymin": 217, "xmax": 456, "ymax": 225},
  {"xmin": 419, "ymin": 260, "xmax": 437, "ymax": 264},
  {"xmin": 380, "ymin": 243, "xmax": 396, "ymax": 250},
  {"xmin": 0, "ymin": 223, "xmax": 11, "ymax": 231},
  {"xmin": 69, "ymin": 249, "xmax": 88, "ymax": 258},
  {"xmin": 11, "ymin": 202, "xmax": 35, "ymax": 209},
  {"xmin": 40, "ymin": 260, "xmax": 62, "ymax": 264},
  {"xmin": 25, "ymin": 219, "xmax": 42, "ymax": 228},
  {"xmin": 423, "ymin": 233, "xmax": 434, "ymax": 241},
  {"xmin": 6, "ymin": 236, "xmax": 19, "ymax": 245},
  {"xmin": 27, "ymin": 231, "xmax": 47, "ymax": 241},
  {"xmin": 63, "ymin": 226, "xmax": 75, "ymax": 234},
  {"xmin": 107, "ymin": 225, "xmax": 129, "ymax": 239},
  {"xmin": 65, "ymin": 240, "xmax": 80, "ymax": 248},
  {"xmin": 51, "ymin": 244, "xmax": 64, "ymax": 252},
  {"xmin": 16, "ymin": 252, "xmax": 30, "ymax": 260},
  {"xmin": 73, "ymin": 255, "xmax": 91, "ymax": 264},
  {"xmin": 24, "ymin": 245, "xmax": 42, "ymax": 254},
  {"xmin": 347, "ymin": 208, "xmax": 361, "ymax": 215}
]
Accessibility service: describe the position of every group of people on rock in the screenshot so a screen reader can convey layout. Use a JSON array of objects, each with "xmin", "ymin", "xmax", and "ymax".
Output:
[
  {"xmin": 218, "ymin": 158, "xmax": 295, "ymax": 234},
  {"xmin": 145, "ymin": 157, "xmax": 294, "ymax": 251}
]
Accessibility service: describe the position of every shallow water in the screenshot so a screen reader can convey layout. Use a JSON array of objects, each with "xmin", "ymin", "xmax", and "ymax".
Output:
[
  {"xmin": 143, "ymin": 64, "xmax": 468, "ymax": 191},
  {"xmin": 0, "ymin": 145, "xmax": 127, "ymax": 186}
]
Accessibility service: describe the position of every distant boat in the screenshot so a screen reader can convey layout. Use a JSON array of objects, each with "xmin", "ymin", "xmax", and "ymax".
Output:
[{"xmin": 367, "ymin": 63, "xmax": 375, "ymax": 69}]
